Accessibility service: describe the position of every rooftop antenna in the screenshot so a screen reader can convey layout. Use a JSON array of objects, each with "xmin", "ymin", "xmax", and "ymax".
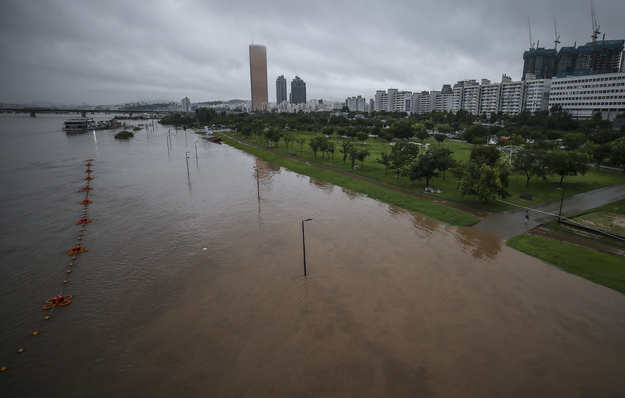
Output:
[
  {"xmin": 554, "ymin": 18, "xmax": 561, "ymax": 50},
  {"xmin": 527, "ymin": 17, "xmax": 534, "ymax": 49},
  {"xmin": 591, "ymin": 1, "xmax": 600, "ymax": 44}
]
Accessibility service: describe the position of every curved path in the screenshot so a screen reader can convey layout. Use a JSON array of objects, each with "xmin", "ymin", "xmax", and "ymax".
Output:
[{"xmin": 473, "ymin": 182, "xmax": 625, "ymax": 239}]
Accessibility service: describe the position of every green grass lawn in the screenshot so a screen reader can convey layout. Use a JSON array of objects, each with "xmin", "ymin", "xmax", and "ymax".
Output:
[
  {"xmin": 222, "ymin": 131, "xmax": 625, "ymax": 214},
  {"xmin": 572, "ymin": 198, "xmax": 625, "ymax": 237},
  {"xmin": 507, "ymin": 234, "xmax": 625, "ymax": 295}
]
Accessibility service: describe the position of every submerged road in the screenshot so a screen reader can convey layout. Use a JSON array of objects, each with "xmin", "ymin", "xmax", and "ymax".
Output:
[{"xmin": 473, "ymin": 182, "xmax": 625, "ymax": 239}]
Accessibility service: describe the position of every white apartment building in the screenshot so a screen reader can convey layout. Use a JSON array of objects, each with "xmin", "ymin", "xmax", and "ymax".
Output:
[
  {"xmin": 373, "ymin": 71, "xmax": 625, "ymax": 120},
  {"xmin": 524, "ymin": 76, "xmax": 551, "ymax": 113},
  {"xmin": 434, "ymin": 93, "xmax": 453, "ymax": 113},
  {"xmin": 393, "ymin": 91, "xmax": 413, "ymax": 113},
  {"xmin": 500, "ymin": 80, "xmax": 525, "ymax": 115},
  {"xmin": 346, "ymin": 95, "xmax": 366, "ymax": 112},
  {"xmin": 462, "ymin": 84, "xmax": 481, "ymax": 115},
  {"xmin": 479, "ymin": 79, "xmax": 500, "ymax": 116},
  {"xmin": 181, "ymin": 97, "xmax": 191, "ymax": 112},
  {"xmin": 412, "ymin": 91, "xmax": 436, "ymax": 114},
  {"xmin": 374, "ymin": 90, "xmax": 388, "ymax": 112},
  {"xmin": 548, "ymin": 72, "xmax": 625, "ymax": 120}
]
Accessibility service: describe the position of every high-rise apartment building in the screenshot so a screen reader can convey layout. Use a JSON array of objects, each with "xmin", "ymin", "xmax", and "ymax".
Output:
[
  {"xmin": 276, "ymin": 75, "xmax": 287, "ymax": 104},
  {"xmin": 523, "ymin": 40, "xmax": 624, "ymax": 80},
  {"xmin": 249, "ymin": 44, "xmax": 268, "ymax": 111},
  {"xmin": 181, "ymin": 97, "xmax": 191, "ymax": 112},
  {"xmin": 291, "ymin": 76, "xmax": 306, "ymax": 104}
]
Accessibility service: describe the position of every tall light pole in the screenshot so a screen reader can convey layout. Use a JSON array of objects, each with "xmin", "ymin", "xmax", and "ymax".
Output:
[
  {"xmin": 556, "ymin": 187, "xmax": 565, "ymax": 224},
  {"xmin": 256, "ymin": 168, "xmax": 263, "ymax": 199},
  {"xmin": 194, "ymin": 141, "xmax": 198, "ymax": 159},
  {"xmin": 302, "ymin": 219, "xmax": 313, "ymax": 276},
  {"xmin": 185, "ymin": 151, "xmax": 190, "ymax": 179}
]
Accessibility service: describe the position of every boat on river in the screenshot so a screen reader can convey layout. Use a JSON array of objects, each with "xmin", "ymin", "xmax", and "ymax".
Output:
[
  {"xmin": 63, "ymin": 118, "xmax": 94, "ymax": 133},
  {"xmin": 204, "ymin": 134, "xmax": 222, "ymax": 143}
]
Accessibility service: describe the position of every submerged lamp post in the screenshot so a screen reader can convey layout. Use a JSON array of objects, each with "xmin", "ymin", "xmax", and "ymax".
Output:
[
  {"xmin": 256, "ymin": 168, "xmax": 263, "ymax": 199},
  {"xmin": 185, "ymin": 151, "xmax": 190, "ymax": 179},
  {"xmin": 556, "ymin": 187, "xmax": 565, "ymax": 224},
  {"xmin": 302, "ymin": 218, "xmax": 313, "ymax": 276}
]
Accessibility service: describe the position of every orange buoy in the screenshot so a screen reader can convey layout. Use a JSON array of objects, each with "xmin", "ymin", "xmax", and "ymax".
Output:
[
  {"xmin": 79, "ymin": 200, "xmax": 93, "ymax": 205},
  {"xmin": 43, "ymin": 295, "xmax": 73, "ymax": 309},
  {"xmin": 84, "ymin": 176, "xmax": 94, "ymax": 180},
  {"xmin": 81, "ymin": 187, "xmax": 93, "ymax": 191},
  {"xmin": 76, "ymin": 218, "xmax": 92, "ymax": 224},
  {"xmin": 65, "ymin": 246, "xmax": 87, "ymax": 255},
  {"xmin": 85, "ymin": 169, "xmax": 93, "ymax": 173}
]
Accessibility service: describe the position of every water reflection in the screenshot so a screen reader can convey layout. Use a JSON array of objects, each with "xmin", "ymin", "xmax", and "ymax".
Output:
[
  {"xmin": 388, "ymin": 205, "xmax": 439, "ymax": 237},
  {"xmin": 309, "ymin": 176, "xmax": 334, "ymax": 192},
  {"xmin": 341, "ymin": 187, "xmax": 362, "ymax": 201},
  {"xmin": 451, "ymin": 226, "xmax": 502, "ymax": 260}
]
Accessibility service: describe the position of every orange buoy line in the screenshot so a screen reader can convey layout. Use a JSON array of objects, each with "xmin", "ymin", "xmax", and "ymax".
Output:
[{"xmin": 0, "ymin": 159, "xmax": 95, "ymax": 373}]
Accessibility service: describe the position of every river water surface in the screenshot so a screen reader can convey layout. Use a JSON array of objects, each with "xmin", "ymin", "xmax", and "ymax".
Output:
[{"xmin": 1, "ymin": 113, "xmax": 624, "ymax": 397}]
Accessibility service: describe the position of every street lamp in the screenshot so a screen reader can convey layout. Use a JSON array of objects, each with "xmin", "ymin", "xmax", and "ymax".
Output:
[
  {"xmin": 195, "ymin": 141, "xmax": 198, "ymax": 159},
  {"xmin": 256, "ymin": 168, "xmax": 263, "ymax": 199},
  {"xmin": 185, "ymin": 151, "xmax": 190, "ymax": 179},
  {"xmin": 556, "ymin": 187, "xmax": 565, "ymax": 224},
  {"xmin": 302, "ymin": 218, "xmax": 313, "ymax": 276}
]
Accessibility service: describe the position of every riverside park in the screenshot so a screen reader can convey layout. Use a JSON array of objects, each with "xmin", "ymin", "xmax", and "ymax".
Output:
[{"xmin": 161, "ymin": 109, "xmax": 625, "ymax": 295}]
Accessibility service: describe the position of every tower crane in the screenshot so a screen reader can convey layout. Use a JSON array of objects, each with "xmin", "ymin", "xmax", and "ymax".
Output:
[
  {"xmin": 591, "ymin": 1, "xmax": 601, "ymax": 43},
  {"xmin": 554, "ymin": 18, "xmax": 561, "ymax": 50}
]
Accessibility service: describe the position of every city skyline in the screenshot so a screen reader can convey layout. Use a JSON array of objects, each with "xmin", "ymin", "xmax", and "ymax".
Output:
[{"xmin": 1, "ymin": 0, "xmax": 625, "ymax": 105}]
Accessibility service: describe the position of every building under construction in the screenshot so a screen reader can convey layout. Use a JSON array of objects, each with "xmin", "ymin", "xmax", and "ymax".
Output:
[{"xmin": 523, "ymin": 39, "xmax": 624, "ymax": 80}]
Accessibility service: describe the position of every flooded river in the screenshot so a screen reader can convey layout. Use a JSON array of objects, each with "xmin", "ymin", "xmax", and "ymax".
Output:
[{"xmin": 1, "ymin": 113, "xmax": 624, "ymax": 397}]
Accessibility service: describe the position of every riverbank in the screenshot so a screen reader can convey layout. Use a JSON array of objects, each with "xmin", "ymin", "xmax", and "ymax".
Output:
[
  {"xmin": 218, "ymin": 133, "xmax": 483, "ymax": 227},
  {"xmin": 217, "ymin": 131, "xmax": 625, "ymax": 295}
]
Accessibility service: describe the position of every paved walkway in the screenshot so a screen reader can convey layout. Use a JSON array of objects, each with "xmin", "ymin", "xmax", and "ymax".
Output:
[{"xmin": 472, "ymin": 182, "xmax": 625, "ymax": 239}]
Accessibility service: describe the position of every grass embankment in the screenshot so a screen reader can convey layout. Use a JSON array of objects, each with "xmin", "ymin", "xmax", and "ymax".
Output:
[
  {"xmin": 221, "ymin": 131, "xmax": 625, "ymax": 213},
  {"xmin": 507, "ymin": 234, "xmax": 625, "ymax": 295},
  {"xmin": 572, "ymin": 198, "xmax": 625, "ymax": 237},
  {"xmin": 220, "ymin": 134, "xmax": 479, "ymax": 227}
]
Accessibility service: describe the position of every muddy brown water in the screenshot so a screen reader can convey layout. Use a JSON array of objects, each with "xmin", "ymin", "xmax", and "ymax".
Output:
[{"xmin": 1, "ymin": 114, "xmax": 624, "ymax": 397}]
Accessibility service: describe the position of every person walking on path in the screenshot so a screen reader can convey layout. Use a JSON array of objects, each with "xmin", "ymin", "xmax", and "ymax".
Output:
[{"xmin": 525, "ymin": 209, "xmax": 530, "ymax": 224}]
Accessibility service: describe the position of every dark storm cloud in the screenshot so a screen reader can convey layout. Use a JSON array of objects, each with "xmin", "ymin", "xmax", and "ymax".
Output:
[{"xmin": 0, "ymin": 0, "xmax": 623, "ymax": 105}]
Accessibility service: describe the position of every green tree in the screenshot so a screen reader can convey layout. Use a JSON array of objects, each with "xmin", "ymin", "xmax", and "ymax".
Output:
[
  {"xmin": 462, "ymin": 125, "xmax": 489, "ymax": 146},
  {"xmin": 470, "ymin": 145, "xmax": 500, "ymax": 167},
  {"xmin": 282, "ymin": 132, "xmax": 294, "ymax": 150},
  {"xmin": 459, "ymin": 162, "xmax": 510, "ymax": 202},
  {"xmin": 356, "ymin": 131, "xmax": 369, "ymax": 144},
  {"xmin": 405, "ymin": 150, "xmax": 440, "ymax": 186},
  {"xmin": 430, "ymin": 146, "xmax": 455, "ymax": 180},
  {"xmin": 376, "ymin": 152, "xmax": 393, "ymax": 174},
  {"xmin": 309, "ymin": 135, "xmax": 326, "ymax": 158},
  {"xmin": 611, "ymin": 137, "xmax": 625, "ymax": 174},
  {"xmin": 390, "ymin": 120, "xmax": 414, "ymax": 141},
  {"xmin": 413, "ymin": 123, "xmax": 430, "ymax": 142},
  {"xmin": 512, "ymin": 148, "xmax": 550, "ymax": 188},
  {"xmin": 583, "ymin": 141, "xmax": 612, "ymax": 169},
  {"xmin": 562, "ymin": 132, "xmax": 586, "ymax": 151},
  {"xmin": 548, "ymin": 150, "xmax": 590, "ymax": 185},
  {"xmin": 340, "ymin": 141, "xmax": 353, "ymax": 163},
  {"xmin": 296, "ymin": 138, "xmax": 307, "ymax": 155}
]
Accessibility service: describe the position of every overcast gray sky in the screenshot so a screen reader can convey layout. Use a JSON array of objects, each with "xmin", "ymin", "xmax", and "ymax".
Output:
[{"xmin": 1, "ymin": 0, "xmax": 624, "ymax": 106}]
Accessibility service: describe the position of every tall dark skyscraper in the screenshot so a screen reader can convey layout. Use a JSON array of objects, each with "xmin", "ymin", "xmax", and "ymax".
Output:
[
  {"xmin": 290, "ymin": 76, "xmax": 306, "ymax": 104},
  {"xmin": 249, "ymin": 44, "xmax": 268, "ymax": 111},
  {"xmin": 276, "ymin": 75, "xmax": 287, "ymax": 103}
]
